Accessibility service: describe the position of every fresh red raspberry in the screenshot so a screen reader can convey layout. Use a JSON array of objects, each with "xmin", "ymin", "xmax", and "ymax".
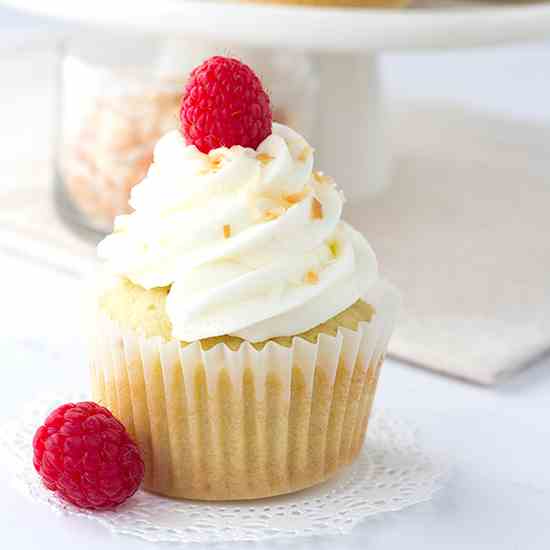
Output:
[
  {"xmin": 32, "ymin": 402, "xmax": 144, "ymax": 510},
  {"xmin": 180, "ymin": 56, "xmax": 272, "ymax": 154}
]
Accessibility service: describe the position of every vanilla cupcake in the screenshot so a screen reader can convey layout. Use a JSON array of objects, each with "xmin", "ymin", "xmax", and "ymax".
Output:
[{"xmin": 91, "ymin": 56, "xmax": 399, "ymax": 501}]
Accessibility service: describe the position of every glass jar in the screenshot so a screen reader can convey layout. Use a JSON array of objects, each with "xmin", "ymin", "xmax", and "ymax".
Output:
[{"xmin": 55, "ymin": 35, "xmax": 318, "ymax": 237}]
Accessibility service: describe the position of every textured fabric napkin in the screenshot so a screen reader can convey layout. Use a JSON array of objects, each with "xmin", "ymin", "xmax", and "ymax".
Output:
[{"xmin": 348, "ymin": 102, "xmax": 550, "ymax": 384}]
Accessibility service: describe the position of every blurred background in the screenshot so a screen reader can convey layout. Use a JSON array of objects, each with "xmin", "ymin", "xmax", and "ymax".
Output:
[{"xmin": 1, "ymin": 3, "xmax": 549, "ymax": 387}]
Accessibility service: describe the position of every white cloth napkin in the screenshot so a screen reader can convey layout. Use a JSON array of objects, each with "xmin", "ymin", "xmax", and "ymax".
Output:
[{"xmin": 348, "ymin": 101, "xmax": 550, "ymax": 384}]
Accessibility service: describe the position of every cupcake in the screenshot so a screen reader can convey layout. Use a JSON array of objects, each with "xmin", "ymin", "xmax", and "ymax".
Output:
[{"xmin": 91, "ymin": 56, "xmax": 399, "ymax": 501}]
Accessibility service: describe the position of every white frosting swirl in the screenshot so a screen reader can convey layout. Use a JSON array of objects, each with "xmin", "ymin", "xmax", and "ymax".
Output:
[{"xmin": 98, "ymin": 123, "xmax": 378, "ymax": 342}]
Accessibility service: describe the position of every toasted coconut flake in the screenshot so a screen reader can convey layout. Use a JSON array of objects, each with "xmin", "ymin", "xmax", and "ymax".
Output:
[
  {"xmin": 313, "ymin": 171, "xmax": 331, "ymax": 185},
  {"xmin": 304, "ymin": 270, "xmax": 319, "ymax": 284},
  {"xmin": 328, "ymin": 240, "xmax": 340, "ymax": 258},
  {"xmin": 264, "ymin": 209, "xmax": 282, "ymax": 221},
  {"xmin": 257, "ymin": 153, "xmax": 274, "ymax": 165},
  {"xmin": 297, "ymin": 146, "xmax": 311, "ymax": 162},
  {"xmin": 199, "ymin": 154, "xmax": 224, "ymax": 175},
  {"xmin": 223, "ymin": 224, "xmax": 231, "ymax": 239},
  {"xmin": 210, "ymin": 154, "xmax": 224, "ymax": 171},
  {"xmin": 285, "ymin": 187, "xmax": 309, "ymax": 205},
  {"xmin": 310, "ymin": 197, "xmax": 323, "ymax": 220},
  {"xmin": 249, "ymin": 192, "xmax": 288, "ymax": 222}
]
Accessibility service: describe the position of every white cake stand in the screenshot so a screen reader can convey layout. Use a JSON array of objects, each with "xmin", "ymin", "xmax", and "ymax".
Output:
[{"xmin": 4, "ymin": 0, "xmax": 550, "ymax": 198}]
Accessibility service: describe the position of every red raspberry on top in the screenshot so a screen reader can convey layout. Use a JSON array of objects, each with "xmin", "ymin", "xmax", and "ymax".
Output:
[
  {"xmin": 180, "ymin": 56, "xmax": 272, "ymax": 154},
  {"xmin": 32, "ymin": 401, "xmax": 144, "ymax": 510}
]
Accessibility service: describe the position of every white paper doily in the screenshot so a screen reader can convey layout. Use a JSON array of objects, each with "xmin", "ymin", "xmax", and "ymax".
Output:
[{"xmin": 0, "ymin": 393, "xmax": 448, "ymax": 545}]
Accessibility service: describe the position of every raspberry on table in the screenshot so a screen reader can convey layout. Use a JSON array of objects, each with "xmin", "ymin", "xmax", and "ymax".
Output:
[
  {"xmin": 32, "ymin": 401, "xmax": 144, "ymax": 510},
  {"xmin": 180, "ymin": 56, "xmax": 272, "ymax": 154}
]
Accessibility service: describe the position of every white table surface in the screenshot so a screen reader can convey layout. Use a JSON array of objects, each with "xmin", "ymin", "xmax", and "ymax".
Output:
[
  {"xmin": 2, "ymin": 173, "xmax": 549, "ymax": 548},
  {"xmin": 1, "ymin": 7, "xmax": 550, "ymax": 549},
  {"xmin": 1, "ymin": 235, "xmax": 550, "ymax": 549}
]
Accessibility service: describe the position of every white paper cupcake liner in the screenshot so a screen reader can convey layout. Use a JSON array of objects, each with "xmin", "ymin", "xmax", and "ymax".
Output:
[{"xmin": 90, "ymin": 281, "xmax": 400, "ymax": 501}]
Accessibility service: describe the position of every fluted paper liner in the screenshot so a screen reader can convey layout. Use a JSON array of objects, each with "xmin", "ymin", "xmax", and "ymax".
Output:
[{"xmin": 90, "ymin": 281, "xmax": 400, "ymax": 501}]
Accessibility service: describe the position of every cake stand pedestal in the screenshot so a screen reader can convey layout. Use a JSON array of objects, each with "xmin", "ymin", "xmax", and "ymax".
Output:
[
  {"xmin": 4, "ymin": 0, "xmax": 550, "ymax": 199},
  {"xmin": 314, "ymin": 53, "xmax": 388, "ymax": 197}
]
